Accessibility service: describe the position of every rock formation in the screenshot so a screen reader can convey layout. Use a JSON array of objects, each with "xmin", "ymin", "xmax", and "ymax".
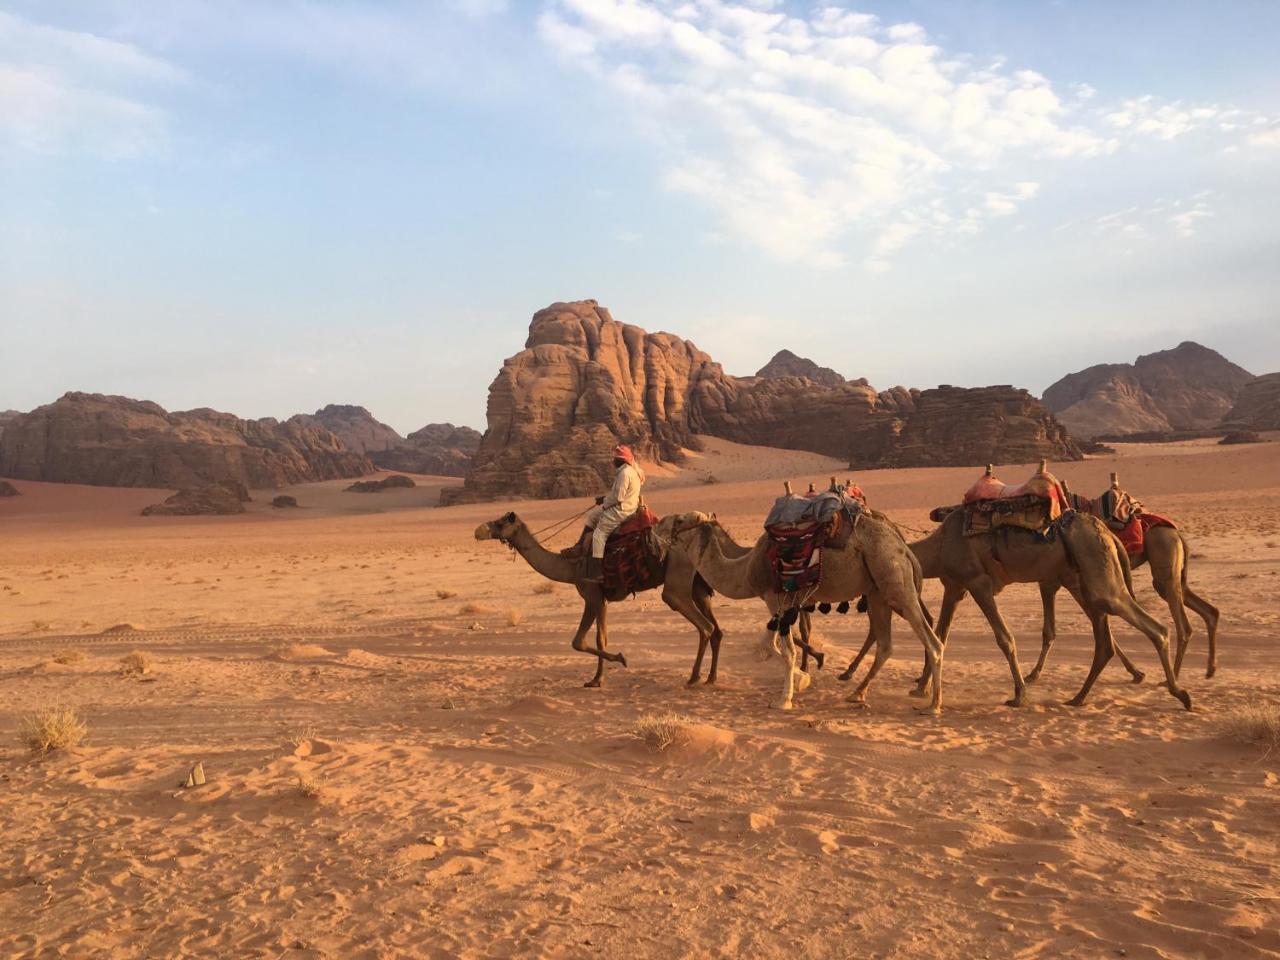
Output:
[
  {"xmin": 0, "ymin": 479, "xmax": 18, "ymax": 497},
  {"xmin": 1042, "ymin": 341, "xmax": 1253, "ymax": 438},
  {"xmin": 0, "ymin": 393, "xmax": 373, "ymax": 489},
  {"xmin": 141, "ymin": 480, "xmax": 250, "ymax": 516},
  {"xmin": 345, "ymin": 475, "xmax": 416, "ymax": 493},
  {"xmin": 272, "ymin": 495, "xmax": 300, "ymax": 508},
  {"xmin": 373, "ymin": 423, "xmax": 481, "ymax": 477},
  {"xmin": 1220, "ymin": 372, "xmax": 1280, "ymax": 431},
  {"xmin": 444, "ymin": 300, "xmax": 1080, "ymax": 502},
  {"xmin": 289, "ymin": 404, "xmax": 403, "ymax": 457},
  {"xmin": 290, "ymin": 406, "xmax": 479, "ymax": 477},
  {"xmin": 755, "ymin": 349, "xmax": 846, "ymax": 387}
]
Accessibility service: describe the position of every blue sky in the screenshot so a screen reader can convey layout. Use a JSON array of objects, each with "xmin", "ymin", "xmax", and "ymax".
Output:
[{"xmin": 2, "ymin": 0, "xmax": 1277, "ymax": 433}]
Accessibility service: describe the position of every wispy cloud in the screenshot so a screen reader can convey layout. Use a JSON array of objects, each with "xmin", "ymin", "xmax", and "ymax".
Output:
[
  {"xmin": 536, "ymin": 0, "xmax": 1267, "ymax": 270},
  {"xmin": 0, "ymin": 10, "xmax": 184, "ymax": 157},
  {"xmin": 1060, "ymin": 193, "xmax": 1216, "ymax": 248}
]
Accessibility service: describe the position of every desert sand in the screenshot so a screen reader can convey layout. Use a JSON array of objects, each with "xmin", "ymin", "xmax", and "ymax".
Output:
[{"xmin": 2, "ymin": 437, "xmax": 1278, "ymax": 959}]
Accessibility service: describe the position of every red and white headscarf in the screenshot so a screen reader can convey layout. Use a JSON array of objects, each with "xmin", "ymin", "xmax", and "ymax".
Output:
[{"xmin": 613, "ymin": 444, "xmax": 636, "ymax": 466}]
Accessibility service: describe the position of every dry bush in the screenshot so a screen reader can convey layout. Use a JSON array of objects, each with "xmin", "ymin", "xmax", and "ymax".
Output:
[
  {"xmin": 20, "ymin": 706, "xmax": 88, "ymax": 753},
  {"xmin": 118, "ymin": 650, "xmax": 154, "ymax": 676},
  {"xmin": 286, "ymin": 724, "xmax": 318, "ymax": 747},
  {"xmin": 633, "ymin": 712, "xmax": 695, "ymax": 751},
  {"xmin": 506, "ymin": 608, "xmax": 524, "ymax": 627},
  {"xmin": 436, "ymin": 588, "xmax": 458, "ymax": 600},
  {"xmin": 458, "ymin": 602, "xmax": 490, "ymax": 616},
  {"xmin": 31, "ymin": 620, "xmax": 52, "ymax": 632},
  {"xmin": 51, "ymin": 649, "xmax": 84, "ymax": 665},
  {"xmin": 532, "ymin": 582, "xmax": 556, "ymax": 595},
  {"xmin": 296, "ymin": 773, "xmax": 325, "ymax": 798},
  {"xmin": 1223, "ymin": 700, "xmax": 1280, "ymax": 751}
]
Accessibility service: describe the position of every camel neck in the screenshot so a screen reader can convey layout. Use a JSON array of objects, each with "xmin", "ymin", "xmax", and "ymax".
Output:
[
  {"xmin": 910, "ymin": 527, "xmax": 944, "ymax": 579},
  {"xmin": 693, "ymin": 527, "xmax": 759, "ymax": 600},
  {"xmin": 509, "ymin": 524, "xmax": 580, "ymax": 584}
]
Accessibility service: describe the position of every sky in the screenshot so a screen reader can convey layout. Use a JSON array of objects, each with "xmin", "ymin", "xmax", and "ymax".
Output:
[{"xmin": 2, "ymin": 0, "xmax": 1278, "ymax": 434}]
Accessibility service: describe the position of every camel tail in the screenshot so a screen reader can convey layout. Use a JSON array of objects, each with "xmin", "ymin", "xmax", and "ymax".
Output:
[
  {"xmin": 1178, "ymin": 533, "xmax": 1192, "ymax": 589},
  {"xmin": 1116, "ymin": 533, "xmax": 1137, "ymax": 599}
]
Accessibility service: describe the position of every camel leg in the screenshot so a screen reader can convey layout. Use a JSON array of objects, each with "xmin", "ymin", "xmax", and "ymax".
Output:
[
  {"xmin": 1101, "ymin": 587, "xmax": 1190, "ymax": 711},
  {"xmin": 691, "ymin": 581, "xmax": 724, "ymax": 685},
  {"xmin": 837, "ymin": 623, "xmax": 877, "ymax": 682},
  {"xmin": 1153, "ymin": 570, "xmax": 1194, "ymax": 680},
  {"xmin": 847, "ymin": 594, "xmax": 892, "ymax": 707},
  {"xmin": 661, "ymin": 583, "xmax": 714, "ymax": 686},
  {"xmin": 1026, "ymin": 582, "xmax": 1059, "ymax": 684},
  {"xmin": 896, "ymin": 588, "xmax": 945, "ymax": 715},
  {"xmin": 1066, "ymin": 610, "xmax": 1116, "ymax": 707},
  {"xmin": 1064, "ymin": 583, "xmax": 1144, "ymax": 684},
  {"xmin": 968, "ymin": 583, "xmax": 1027, "ymax": 707},
  {"xmin": 571, "ymin": 595, "xmax": 625, "ymax": 687},
  {"xmin": 796, "ymin": 612, "xmax": 824, "ymax": 673},
  {"xmin": 910, "ymin": 582, "xmax": 964, "ymax": 698},
  {"xmin": 1183, "ymin": 586, "xmax": 1220, "ymax": 679},
  {"xmin": 771, "ymin": 606, "xmax": 802, "ymax": 711}
]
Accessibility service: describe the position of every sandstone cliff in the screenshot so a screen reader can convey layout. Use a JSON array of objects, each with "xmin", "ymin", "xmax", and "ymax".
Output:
[
  {"xmin": 444, "ymin": 300, "xmax": 1080, "ymax": 502},
  {"xmin": 1043, "ymin": 342, "xmax": 1253, "ymax": 438},
  {"xmin": 290, "ymin": 406, "xmax": 479, "ymax": 477},
  {"xmin": 0, "ymin": 393, "xmax": 373, "ymax": 489},
  {"xmin": 755, "ymin": 350, "xmax": 846, "ymax": 387},
  {"xmin": 1220, "ymin": 372, "xmax": 1280, "ymax": 431}
]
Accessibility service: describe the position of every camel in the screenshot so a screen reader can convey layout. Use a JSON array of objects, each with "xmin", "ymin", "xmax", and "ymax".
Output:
[
  {"xmin": 671, "ymin": 513, "xmax": 945, "ymax": 713},
  {"xmin": 1038, "ymin": 521, "xmax": 1221, "ymax": 680},
  {"xmin": 838, "ymin": 509, "xmax": 1192, "ymax": 711},
  {"xmin": 475, "ymin": 511, "xmax": 725, "ymax": 687}
]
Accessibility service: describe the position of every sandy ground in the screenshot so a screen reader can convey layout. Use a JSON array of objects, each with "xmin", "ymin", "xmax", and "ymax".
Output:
[{"xmin": 1, "ymin": 438, "xmax": 1279, "ymax": 959}]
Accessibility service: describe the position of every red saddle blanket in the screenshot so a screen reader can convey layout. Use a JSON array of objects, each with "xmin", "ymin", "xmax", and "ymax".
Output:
[
  {"xmin": 765, "ymin": 523, "xmax": 824, "ymax": 594},
  {"xmin": 603, "ymin": 506, "xmax": 664, "ymax": 594},
  {"xmin": 1113, "ymin": 513, "xmax": 1176, "ymax": 557}
]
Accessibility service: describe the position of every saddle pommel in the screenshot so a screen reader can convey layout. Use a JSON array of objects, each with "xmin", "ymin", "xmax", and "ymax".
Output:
[
  {"xmin": 1110, "ymin": 471, "xmax": 1119, "ymax": 489},
  {"xmin": 783, "ymin": 481, "xmax": 793, "ymax": 495}
]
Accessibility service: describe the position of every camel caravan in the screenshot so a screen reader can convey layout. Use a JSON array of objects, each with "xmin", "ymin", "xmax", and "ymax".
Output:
[{"xmin": 475, "ymin": 443, "xmax": 1218, "ymax": 715}]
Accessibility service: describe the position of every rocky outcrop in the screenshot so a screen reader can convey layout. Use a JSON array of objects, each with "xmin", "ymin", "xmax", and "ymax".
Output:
[
  {"xmin": 755, "ymin": 350, "xmax": 846, "ymax": 387},
  {"xmin": 345, "ymin": 475, "xmax": 415, "ymax": 493},
  {"xmin": 373, "ymin": 423, "xmax": 481, "ymax": 477},
  {"xmin": 272, "ymin": 495, "xmax": 300, "ymax": 508},
  {"xmin": 289, "ymin": 405, "xmax": 403, "ymax": 457},
  {"xmin": 0, "ymin": 393, "xmax": 373, "ymax": 489},
  {"xmin": 1043, "ymin": 342, "xmax": 1253, "ymax": 438},
  {"xmin": 1220, "ymin": 372, "xmax": 1280, "ymax": 431},
  {"xmin": 290, "ymin": 406, "xmax": 479, "ymax": 477},
  {"xmin": 444, "ymin": 300, "xmax": 1080, "ymax": 502},
  {"xmin": 0, "ymin": 479, "xmax": 18, "ymax": 497},
  {"xmin": 1219, "ymin": 431, "xmax": 1262, "ymax": 445},
  {"xmin": 141, "ymin": 480, "xmax": 250, "ymax": 516}
]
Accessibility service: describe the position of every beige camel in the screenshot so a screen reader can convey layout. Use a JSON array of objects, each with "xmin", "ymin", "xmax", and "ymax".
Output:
[
  {"xmin": 1038, "ymin": 522, "xmax": 1221, "ymax": 680},
  {"xmin": 475, "ymin": 511, "xmax": 724, "ymax": 687},
  {"xmin": 672, "ymin": 514, "xmax": 945, "ymax": 713},
  {"xmin": 839, "ymin": 510, "xmax": 1192, "ymax": 711}
]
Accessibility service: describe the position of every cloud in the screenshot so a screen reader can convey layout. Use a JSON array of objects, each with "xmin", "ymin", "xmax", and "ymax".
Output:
[
  {"xmin": 0, "ymin": 10, "xmax": 184, "ymax": 157},
  {"xmin": 1065, "ymin": 194, "xmax": 1215, "ymax": 246},
  {"xmin": 1249, "ymin": 126, "xmax": 1280, "ymax": 148},
  {"xmin": 536, "ymin": 1, "xmax": 1126, "ymax": 269},
  {"xmin": 537, "ymin": 1, "xmax": 1269, "ymax": 270}
]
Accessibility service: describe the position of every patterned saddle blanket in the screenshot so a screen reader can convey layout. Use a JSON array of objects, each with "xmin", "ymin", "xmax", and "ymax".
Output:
[
  {"xmin": 958, "ymin": 467, "xmax": 1066, "ymax": 537},
  {"xmin": 763, "ymin": 491, "xmax": 865, "ymax": 593},
  {"xmin": 1066, "ymin": 487, "xmax": 1176, "ymax": 557},
  {"xmin": 603, "ymin": 506, "xmax": 665, "ymax": 595}
]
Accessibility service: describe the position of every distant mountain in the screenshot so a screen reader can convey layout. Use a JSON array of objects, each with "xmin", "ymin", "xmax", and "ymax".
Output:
[
  {"xmin": 1042, "ymin": 341, "xmax": 1253, "ymax": 438},
  {"xmin": 0, "ymin": 393, "xmax": 372, "ymax": 489},
  {"xmin": 755, "ymin": 349, "xmax": 846, "ymax": 387},
  {"xmin": 0, "ymin": 409, "xmax": 19, "ymax": 442},
  {"xmin": 1221, "ymin": 372, "xmax": 1280, "ymax": 431},
  {"xmin": 290, "ymin": 405, "xmax": 479, "ymax": 477}
]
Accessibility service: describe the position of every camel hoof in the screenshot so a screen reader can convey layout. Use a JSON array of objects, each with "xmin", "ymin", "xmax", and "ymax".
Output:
[
  {"xmin": 686, "ymin": 677, "xmax": 700, "ymax": 687},
  {"xmin": 1131, "ymin": 671, "xmax": 1145, "ymax": 685},
  {"xmin": 583, "ymin": 679, "xmax": 602, "ymax": 688},
  {"xmin": 812, "ymin": 652, "xmax": 825, "ymax": 670},
  {"xmin": 1004, "ymin": 696, "xmax": 1027, "ymax": 708},
  {"xmin": 1064, "ymin": 696, "xmax": 1086, "ymax": 708},
  {"xmin": 845, "ymin": 696, "xmax": 869, "ymax": 709},
  {"xmin": 914, "ymin": 705, "xmax": 941, "ymax": 717},
  {"xmin": 1205, "ymin": 666, "xmax": 1216, "ymax": 680},
  {"xmin": 796, "ymin": 672, "xmax": 812, "ymax": 693},
  {"xmin": 617, "ymin": 654, "xmax": 628, "ymax": 669},
  {"xmin": 1024, "ymin": 669, "xmax": 1042, "ymax": 685},
  {"xmin": 1175, "ymin": 689, "xmax": 1193, "ymax": 711},
  {"xmin": 907, "ymin": 686, "xmax": 928, "ymax": 699},
  {"xmin": 770, "ymin": 698, "xmax": 794, "ymax": 711},
  {"xmin": 836, "ymin": 669, "xmax": 854, "ymax": 683},
  {"xmin": 703, "ymin": 676, "xmax": 717, "ymax": 686}
]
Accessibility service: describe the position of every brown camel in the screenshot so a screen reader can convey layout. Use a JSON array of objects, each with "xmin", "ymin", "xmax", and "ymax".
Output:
[
  {"xmin": 1038, "ymin": 522, "xmax": 1221, "ymax": 679},
  {"xmin": 839, "ymin": 510, "xmax": 1192, "ymax": 711},
  {"xmin": 475, "ymin": 511, "xmax": 728, "ymax": 687},
  {"xmin": 672, "ymin": 514, "xmax": 945, "ymax": 713}
]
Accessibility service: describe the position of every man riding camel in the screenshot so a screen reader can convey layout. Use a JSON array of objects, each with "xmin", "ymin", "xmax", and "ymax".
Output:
[{"xmin": 583, "ymin": 444, "xmax": 645, "ymax": 582}]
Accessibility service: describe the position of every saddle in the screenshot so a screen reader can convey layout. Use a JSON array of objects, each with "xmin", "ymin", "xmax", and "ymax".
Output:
[
  {"xmin": 1071, "ymin": 483, "xmax": 1176, "ymax": 557},
  {"xmin": 603, "ymin": 506, "xmax": 664, "ymax": 595},
  {"xmin": 764, "ymin": 489, "xmax": 865, "ymax": 593},
  {"xmin": 955, "ymin": 465, "xmax": 1067, "ymax": 537}
]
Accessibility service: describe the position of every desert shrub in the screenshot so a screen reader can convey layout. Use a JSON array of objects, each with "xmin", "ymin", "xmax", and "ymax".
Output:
[
  {"xmin": 296, "ymin": 774, "xmax": 325, "ymax": 798},
  {"xmin": 633, "ymin": 712, "xmax": 695, "ymax": 751},
  {"xmin": 1223, "ymin": 700, "xmax": 1280, "ymax": 751},
  {"xmin": 51, "ymin": 649, "xmax": 84, "ymax": 665},
  {"xmin": 458, "ymin": 602, "xmax": 490, "ymax": 616},
  {"xmin": 436, "ymin": 588, "xmax": 458, "ymax": 600},
  {"xmin": 20, "ymin": 707, "xmax": 88, "ymax": 753},
  {"xmin": 118, "ymin": 650, "xmax": 154, "ymax": 676},
  {"xmin": 532, "ymin": 582, "xmax": 555, "ymax": 595},
  {"xmin": 506, "ymin": 608, "xmax": 524, "ymax": 627}
]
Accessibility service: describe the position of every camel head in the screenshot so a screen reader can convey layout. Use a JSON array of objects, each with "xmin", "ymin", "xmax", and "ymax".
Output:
[
  {"xmin": 475, "ymin": 511, "xmax": 521, "ymax": 545},
  {"xmin": 657, "ymin": 510, "xmax": 716, "ymax": 542}
]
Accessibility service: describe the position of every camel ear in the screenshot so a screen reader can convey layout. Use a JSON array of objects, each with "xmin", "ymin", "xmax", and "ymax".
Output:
[{"xmin": 504, "ymin": 511, "xmax": 516, "ymax": 524}]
